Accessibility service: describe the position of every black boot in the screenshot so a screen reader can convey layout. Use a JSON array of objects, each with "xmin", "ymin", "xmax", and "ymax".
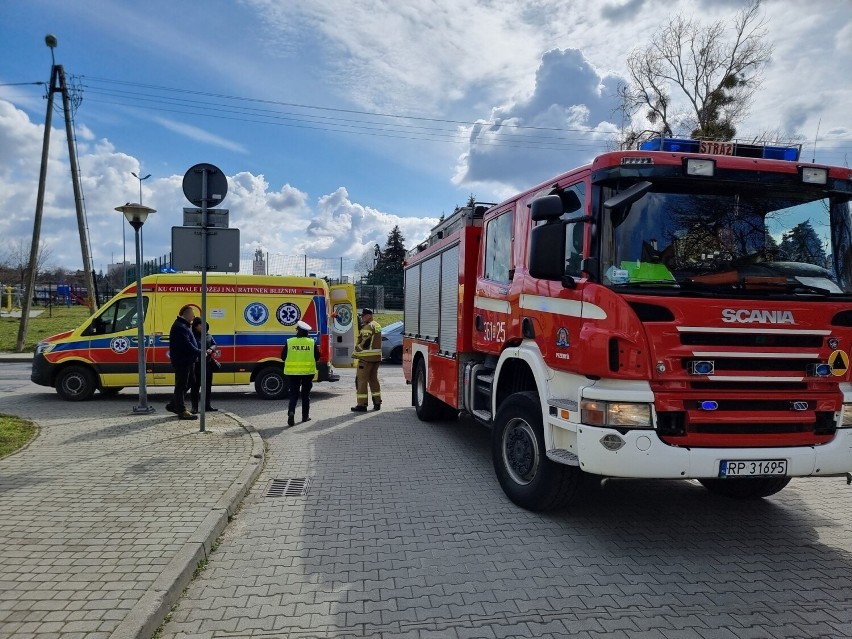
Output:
[
  {"xmin": 287, "ymin": 412, "xmax": 295, "ymax": 427},
  {"xmin": 302, "ymin": 411, "xmax": 311, "ymax": 423},
  {"xmin": 191, "ymin": 404, "xmax": 199, "ymax": 415}
]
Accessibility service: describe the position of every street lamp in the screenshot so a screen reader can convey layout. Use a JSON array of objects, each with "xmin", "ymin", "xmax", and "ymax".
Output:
[
  {"xmin": 115, "ymin": 202, "xmax": 156, "ymax": 414},
  {"xmin": 131, "ymin": 172, "xmax": 151, "ymax": 279},
  {"xmin": 131, "ymin": 172, "xmax": 151, "ymax": 204}
]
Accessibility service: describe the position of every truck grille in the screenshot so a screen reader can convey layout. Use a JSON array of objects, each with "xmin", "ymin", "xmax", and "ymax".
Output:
[{"xmin": 652, "ymin": 325, "xmax": 839, "ymax": 447}]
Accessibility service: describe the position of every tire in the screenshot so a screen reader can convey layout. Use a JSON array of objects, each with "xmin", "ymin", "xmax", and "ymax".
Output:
[
  {"xmin": 413, "ymin": 359, "xmax": 445, "ymax": 421},
  {"xmin": 100, "ymin": 387, "xmax": 124, "ymax": 396},
  {"xmin": 699, "ymin": 476, "xmax": 791, "ymax": 499},
  {"xmin": 390, "ymin": 346, "xmax": 403, "ymax": 365},
  {"xmin": 55, "ymin": 365, "xmax": 97, "ymax": 402},
  {"xmin": 254, "ymin": 367, "xmax": 287, "ymax": 400},
  {"xmin": 492, "ymin": 391, "xmax": 581, "ymax": 511}
]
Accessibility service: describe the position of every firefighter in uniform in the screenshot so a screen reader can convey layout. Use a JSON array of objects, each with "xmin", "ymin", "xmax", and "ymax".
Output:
[
  {"xmin": 282, "ymin": 320, "xmax": 319, "ymax": 426},
  {"xmin": 351, "ymin": 307, "xmax": 382, "ymax": 412}
]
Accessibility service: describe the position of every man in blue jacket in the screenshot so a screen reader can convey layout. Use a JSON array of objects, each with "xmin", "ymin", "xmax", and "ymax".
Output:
[{"xmin": 166, "ymin": 305, "xmax": 201, "ymax": 420}]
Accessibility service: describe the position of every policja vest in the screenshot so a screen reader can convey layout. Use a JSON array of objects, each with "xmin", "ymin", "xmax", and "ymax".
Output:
[{"xmin": 284, "ymin": 336, "xmax": 317, "ymax": 376}]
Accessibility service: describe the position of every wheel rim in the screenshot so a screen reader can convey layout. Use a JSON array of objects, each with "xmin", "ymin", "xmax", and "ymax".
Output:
[
  {"xmin": 63, "ymin": 373, "xmax": 85, "ymax": 397},
  {"xmin": 415, "ymin": 366, "xmax": 425, "ymax": 408},
  {"xmin": 502, "ymin": 418, "xmax": 540, "ymax": 485},
  {"xmin": 262, "ymin": 373, "xmax": 282, "ymax": 396}
]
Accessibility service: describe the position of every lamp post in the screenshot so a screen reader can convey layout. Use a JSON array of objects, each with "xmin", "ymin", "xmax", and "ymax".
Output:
[
  {"xmin": 115, "ymin": 202, "xmax": 156, "ymax": 414},
  {"xmin": 131, "ymin": 172, "xmax": 151, "ymax": 279}
]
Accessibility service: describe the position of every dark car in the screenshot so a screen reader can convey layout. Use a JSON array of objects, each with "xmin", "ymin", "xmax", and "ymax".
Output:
[{"xmin": 381, "ymin": 320, "xmax": 403, "ymax": 364}]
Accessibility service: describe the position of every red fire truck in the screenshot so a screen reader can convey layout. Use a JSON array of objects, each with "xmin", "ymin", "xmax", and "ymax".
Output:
[{"xmin": 403, "ymin": 137, "xmax": 852, "ymax": 511}]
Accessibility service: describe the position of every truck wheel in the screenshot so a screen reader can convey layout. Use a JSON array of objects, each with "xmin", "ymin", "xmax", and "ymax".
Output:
[
  {"xmin": 698, "ymin": 477, "xmax": 791, "ymax": 499},
  {"xmin": 413, "ymin": 359, "xmax": 444, "ymax": 421},
  {"xmin": 254, "ymin": 367, "xmax": 287, "ymax": 400},
  {"xmin": 390, "ymin": 346, "xmax": 403, "ymax": 365},
  {"xmin": 492, "ymin": 391, "xmax": 581, "ymax": 511},
  {"xmin": 56, "ymin": 365, "xmax": 96, "ymax": 402}
]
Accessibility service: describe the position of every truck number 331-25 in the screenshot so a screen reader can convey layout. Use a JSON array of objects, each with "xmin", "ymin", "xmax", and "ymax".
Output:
[{"xmin": 483, "ymin": 321, "xmax": 506, "ymax": 343}]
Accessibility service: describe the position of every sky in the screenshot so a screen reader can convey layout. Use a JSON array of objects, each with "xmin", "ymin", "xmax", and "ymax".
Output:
[{"xmin": 0, "ymin": 0, "xmax": 850, "ymax": 276}]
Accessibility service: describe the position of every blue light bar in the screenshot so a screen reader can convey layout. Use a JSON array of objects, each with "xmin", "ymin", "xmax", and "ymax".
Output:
[{"xmin": 638, "ymin": 137, "xmax": 800, "ymax": 161}]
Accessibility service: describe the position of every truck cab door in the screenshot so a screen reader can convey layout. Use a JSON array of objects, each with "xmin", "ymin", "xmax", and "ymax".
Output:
[
  {"xmin": 329, "ymin": 283, "xmax": 357, "ymax": 368},
  {"xmin": 473, "ymin": 209, "xmax": 514, "ymax": 355}
]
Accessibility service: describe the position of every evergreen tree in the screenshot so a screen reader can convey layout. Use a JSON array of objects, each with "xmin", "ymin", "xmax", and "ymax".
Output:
[
  {"xmin": 374, "ymin": 226, "xmax": 406, "ymax": 277},
  {"xmin": 779, "ymin": 221, "xmax": 827, "ymax": 266}
]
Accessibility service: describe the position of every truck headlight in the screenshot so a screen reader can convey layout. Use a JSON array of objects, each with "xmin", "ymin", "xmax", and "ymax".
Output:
[
  {"xmin": 581, "ymin": 400, "xmax": 653, "ymax": 429},
  {"xmin": 842, "ymin": 404, "xmax": 852, "ymax": 427},
  {"xmin": 35, "ymin": 342, "xmax": 54, "ymax": 355}
]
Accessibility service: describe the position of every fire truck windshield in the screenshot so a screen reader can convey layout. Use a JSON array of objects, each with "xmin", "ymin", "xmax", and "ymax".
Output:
[{"xmin": 599, "ymin": 183, "xmax": 852, "ymax": 296}]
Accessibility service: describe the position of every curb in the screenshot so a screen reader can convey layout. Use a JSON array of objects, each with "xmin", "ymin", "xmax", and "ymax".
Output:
[
  {"xmin": 0, "ymin": 354, "xmax": 34, "ymax": 364},
  {"xmin": 108, "ymin": 411, "xmax": 265, "ymax": 639}
]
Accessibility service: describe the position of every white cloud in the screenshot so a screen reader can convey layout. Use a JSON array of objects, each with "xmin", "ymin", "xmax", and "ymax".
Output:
[
  {"xmin": 0, "ymin": 98, "xmax": 436, "ymax": 273},
  {"xmin": 453, "ymin": 49, "xmax": 623, "ymax": 193},
  {"xmin": 151, "ymin": 117, "xmax": 248, "ymax": 154}
]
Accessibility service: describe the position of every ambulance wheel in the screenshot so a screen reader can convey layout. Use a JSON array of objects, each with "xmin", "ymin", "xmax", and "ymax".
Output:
[
  {"xmin": 698, "ymin": 477, "xmax": 791, "ymax": 499},
  {"xmin": 492, "ymin": 391, "xmax": 581, "ymax": 511},
  {"xmin": 413, "ymin": 359, "xmax": 443, "ymax": 421},
  {"xmin": 56, "ymin": 365, "xmax": 97, "ymax": 402},
  {"xmin": 255, "ymin": 367, "xmax": 286, "ymax": 400}
]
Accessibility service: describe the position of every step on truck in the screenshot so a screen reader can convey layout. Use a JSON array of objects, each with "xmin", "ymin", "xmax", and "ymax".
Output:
[
  {"xmin": 403, "ymin": 137, "xmax": 852, "ymax": 511},
  {"xmin": 32, "ymin": 273, "xmax": 357, "ymax": 401}
]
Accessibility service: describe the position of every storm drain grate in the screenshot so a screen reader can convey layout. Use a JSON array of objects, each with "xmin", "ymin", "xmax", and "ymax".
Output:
[{"xmin": 265, "ymin": 478, "xmax": 310, "ymax": 497}]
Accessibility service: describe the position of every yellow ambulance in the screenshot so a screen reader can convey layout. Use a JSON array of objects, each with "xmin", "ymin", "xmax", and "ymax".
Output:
[{"xmin": 31, "ymin": 273, "xmax": 357, "ymax": 401}]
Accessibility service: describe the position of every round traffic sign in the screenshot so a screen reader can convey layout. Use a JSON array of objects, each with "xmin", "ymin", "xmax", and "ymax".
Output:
[{"xmin": 182, "ymin": 163, "xmax": 228, "ymax": 207}]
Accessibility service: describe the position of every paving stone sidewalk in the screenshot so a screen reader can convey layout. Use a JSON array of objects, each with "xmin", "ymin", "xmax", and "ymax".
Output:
[
  {"xmin": 0, "ymin": 391, "xmax": 264, "ymax": 639},
  {"xmin": 158, "ymin": 368, "xmax": 852, "ymax": 639}
]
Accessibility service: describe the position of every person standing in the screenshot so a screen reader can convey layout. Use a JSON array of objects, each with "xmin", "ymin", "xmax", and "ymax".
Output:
[
  {"xmin": 166, "ymin": 305, "xmax": 200, "ymax": 420},
  {"xmin": 351, "ymin": 307, "xmax": 382, "ymax": 412},
  {"xmin": 282, "ymin": 320, "xmax": 319, "ymax": 426},
  {"xmin": 189, "ymin": 317, "xmax": 218, "ymax": 414}
]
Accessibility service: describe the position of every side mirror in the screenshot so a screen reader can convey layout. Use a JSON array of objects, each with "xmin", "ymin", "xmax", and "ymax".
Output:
[
  {"xmin": 529, "ymin": 220, "xmax": 567, "ymax": 281},
  {"xmin": 530, "ymin": 195, "xmax": 564, "ymax": 222},
  {"xmin": 603, "ymin": 181, "xmax": 653, "ymax": 211}
]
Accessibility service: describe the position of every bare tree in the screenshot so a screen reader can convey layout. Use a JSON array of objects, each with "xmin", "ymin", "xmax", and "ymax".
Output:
[
  {"xmin": 618, "ymin": 0, "xmax": 773, "ymax": 148},
  {"xmin": 4, "ymin": 239, "xmax": 54, "ymax": 290}
]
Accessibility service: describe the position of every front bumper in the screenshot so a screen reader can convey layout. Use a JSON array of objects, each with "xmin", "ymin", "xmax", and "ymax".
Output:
[
  {"xmin": 30, "ymin": 353, "xmax": 53, "ymax": 387},
  {"xmin": 573, "ymin": 424, "xmax": 852, "ymax": 478}
]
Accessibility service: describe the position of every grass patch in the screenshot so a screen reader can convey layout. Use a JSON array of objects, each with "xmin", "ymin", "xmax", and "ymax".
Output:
[
  {"xmin": 0, "ymin": 414, "xmax": 38, "ymax": 458},
  {"xmin": 374, "ymin": 312, "xmax": 403, "ymax": 327},
  {"xmin": 0, "ymin": 306, "xmax": 91, "ymax": 353}
]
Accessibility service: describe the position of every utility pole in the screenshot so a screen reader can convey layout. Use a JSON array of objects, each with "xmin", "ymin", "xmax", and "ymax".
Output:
[
  {"xmin": 16, "ymin": 35, "xmax": 97, "ymax": 352},
  {"xmin": 60, "ymin": 64, "xmax": 97, "ymax": 314},
  {"xmin": 16, "ymin": 36, "xmax": 58, "ymax": 353}
]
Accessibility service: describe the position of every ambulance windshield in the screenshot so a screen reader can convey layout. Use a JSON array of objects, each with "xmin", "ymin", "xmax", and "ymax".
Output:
[{"xmin": 599, "ymin": 182, "xmax": 852, "ymax": 296}]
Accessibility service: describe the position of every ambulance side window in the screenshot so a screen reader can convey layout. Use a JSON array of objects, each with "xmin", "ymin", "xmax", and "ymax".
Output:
[
  {"xmin": 84, "ymin": 297, "xmax": 149, "ymax": 335},
  {"xmin": 483, "ymin": 210, "xmax": 514, "ymax": 283}
]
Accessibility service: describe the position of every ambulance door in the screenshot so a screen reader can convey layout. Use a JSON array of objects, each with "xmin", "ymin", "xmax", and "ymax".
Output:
[
  {"xmin": 329, "ymin": 283, "xmax": 357, "ymax": 368},
  {"xmin": 154, "ymin": 285, "xmax": 236, "ymax": 385},
  {"xmin": 202, "ymin": 285, "xmax": 236, "ymax": 385},
  {"xmin": 82, "ymin": 294, "xmax": 154, "ymax": 388}
]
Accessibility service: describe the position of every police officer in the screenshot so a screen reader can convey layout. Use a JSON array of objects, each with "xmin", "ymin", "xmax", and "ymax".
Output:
[
  {"xmin": 351, "ymin": 307, "xmax": 382, "ymax": 412},
  {"xmin": 166, "ymin": 305, "xmax": 200, "ymax": 420},
  {"xmin": 282, "ymin": 320, "xmax": 319, "ymax": 426}
]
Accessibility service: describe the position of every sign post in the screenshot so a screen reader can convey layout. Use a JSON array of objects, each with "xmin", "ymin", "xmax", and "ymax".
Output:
[{"xmin": 180, "ymin": 163, "xmax": 230, "ymax": 433}]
